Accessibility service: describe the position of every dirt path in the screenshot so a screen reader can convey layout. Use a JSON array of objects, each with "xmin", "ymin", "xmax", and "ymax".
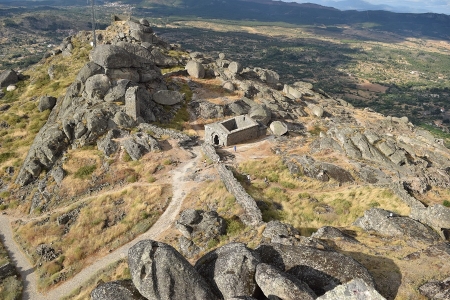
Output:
[{"xmin": 0, "ymin": 146, "xmax": 200, "ymax": 300}]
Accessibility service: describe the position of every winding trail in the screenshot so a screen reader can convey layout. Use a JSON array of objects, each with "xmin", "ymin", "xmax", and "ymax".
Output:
[{"xmin": 0, "ymin": 146, "xmax": 200, "ymax": 300}]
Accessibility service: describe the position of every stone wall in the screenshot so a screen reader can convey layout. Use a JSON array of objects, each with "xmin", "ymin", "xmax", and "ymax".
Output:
[
  {"xmin": 202, "ymin": 143, "xmax": 263, "ymax": 226},
  {"xmin": 204, "ymin": 123, "xmax": 229, "ymax": 146},
  {"xmin": 227, "ymin": 125, "xmax": 259, "ymax": 146}
]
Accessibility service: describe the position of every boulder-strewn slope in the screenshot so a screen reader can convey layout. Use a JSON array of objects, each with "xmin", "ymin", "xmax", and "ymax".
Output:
[{"xmin": 3, "ymin": 16, "xmax": 450, "ymax": 300}]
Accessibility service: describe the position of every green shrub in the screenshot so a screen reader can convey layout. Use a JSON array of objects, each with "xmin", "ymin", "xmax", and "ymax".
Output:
[
  {"xmin": 0, "ymin": 152, "xmax": 15, "ymax": 164},
  {"xmin": 207, "ymin": 239, "xmax": 219, "ymax": 249},
  {"xmin": 126, "ymin": 174, "xmax": 138, "ymax": 183},
  {"xmin": 298, "ymin": 192, "xmax": 311, "ymax": 199},
  {"xmin": 280, "ymin": 181, "xmax": 297, "ymax": 189},
  {"xmin": 443, "ymin": 200, "xmax": 450, "ymax": 207},
  {"xmin": 123, "ymin": 152, "xmax": 132, "ymax": 162},
  {"xmin": 369, "ymin": 201, "xmax": 380, "ymax": 208},
  {"xmin": 226, "ymin": 218, "xmax": 245, "ymax": 236},
  {"xmin": 74, "ymin": 164, "xmax": 96, "ymax": 179}
]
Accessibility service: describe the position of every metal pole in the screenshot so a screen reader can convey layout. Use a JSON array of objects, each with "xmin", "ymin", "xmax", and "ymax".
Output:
[{"xmin": 91, "ymin": 0, "xmax": 96, "ymax": 47}]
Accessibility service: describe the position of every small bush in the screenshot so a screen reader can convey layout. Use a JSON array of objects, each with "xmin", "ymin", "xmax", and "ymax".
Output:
[
  {"xmin": 298, "ymin": 192, "xmax": 311, "ymax": 199},
  {"xmin": 443, "ymin": 200, "xmax": 450, "ymax": 207},
  {"xmin": 369, "ymin": 201, "xmax": 380, "ymax": 208},
  {"xmin": 163, "ymin": 159, "xmax": 173, "ymax": 165},
  {"xmin": 126, "ymin": 174, "xmax": 138, "ymax": 183},
  {"xmin": 123, "ymin": 152, "xmax": 132, "ymax": 162},
  {"xmin": 0, "ymin": 152, "xmax": 15, "ymax": 163},
  {"xmin": 280, "ymin": 181, "xmax": 297, "ymax": 189},
  {"xmin": 74, "ymin": 164, "xmax": 96, "ymax": 179},
  {"xmin": 226, "ymin": 218, "xmax": 245, "ymax": 236},
  {"xmin": 207, "ymin": 239, "xmax": 219, "ymax": 249}
]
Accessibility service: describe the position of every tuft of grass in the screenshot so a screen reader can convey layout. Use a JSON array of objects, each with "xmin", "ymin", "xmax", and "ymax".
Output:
[
  {"xmin": 226, "ymin": 218, "xmax": 245, "ymax": 236},
  {"xmin": 443, "ymin": 200, "xmax": 450, "ymax": 207},
  {"xmin": 74, "ymin": 164, "xmax": 96, "ymax": 179},
  {"xmin": 0, "ymin": 152, "xmax": 15, "ymax": 164}
]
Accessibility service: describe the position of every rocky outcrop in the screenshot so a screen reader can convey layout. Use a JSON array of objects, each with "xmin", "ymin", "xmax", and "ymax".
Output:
[
  {"xmin": 255, "ymin": 263, "xmax": 317, "ymax": 300},
  {"xmin": 270, "ymin": 121, "xmax": 288, "ymax": 136},
  {"xmin": 36, "ymin": 244, "xmax": 59, "ymax": 262},
  {"xmin": 419, "ymin": 277, "xmax": 450, "ymax": 300},
  {"xmin": 0, "ymin": 69, "xmax": 18, "ymax": 88},
  {"xmin": 152, "ymin": 90, "xmax": 184, "ymax": 106},
  {"xmin": 38, "ymin": 96, "xmax": 57, "ymax": 112},
  {"xmin": 91, "ymin": 238, "xmax": 385, "ymax": 300},
  {"xmin": 249, "ymin": 103, "xmax": 271, "ymax": 125},
  {"xmin": 317, "ymin": 278, "xmax": 386, "ymax": 300},
  {"xmin": 139, "ymin": 123, "xmax": 197, "ymax": 148},
  {"xmin": 176, "ymin": 209, "xmax": 226, "ymax": 258},
  {"xmin": 194, "ymin": 243, "xmax": 260, "ymax": 299},
  {"xmin": 291, "ymin": 155, "xmax": 354, "ymax": 184},
  {"xmin": 256, "ymin": 243, "xmax": 375, "ymax": 295},
  {"xmin": 354, "ymin": 208, "xmax": 441, "ymax": 243},
  {"xmin": 91, "ymin": 280, "xmax": 147, "ymax": 300},
  {"xmin": 186, "ymin": 60, "xmax": 205, "ymax": 79},
  {"xmin": 15, "ymin": 20, "xmax": 195, "ymax": 186},
  {"xmin": 410, "ymin": 204, "xmax": 450, "ymax": 240},
  {"xmin": 122, "ymin": 132, "xmax": 160, "ymax": 161},
  {"xmin": 0, "ymin": 263, "xmax": 18, "ymax": 281},
  {"xmin": 128, "ymin": 240, "xmax": 217, "ymax": 300},
  {"xmin": 311, "ymin": 226, "xmax": 358, "ymax": 244}
]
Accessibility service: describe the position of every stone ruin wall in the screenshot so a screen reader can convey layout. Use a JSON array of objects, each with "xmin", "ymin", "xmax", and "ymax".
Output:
[
  {"xmin": 205, "ymin": 115, "xmax": 260, "ymax": 147},
  {"xmin": 201, "ymin": 143, "xmax": 263, "ymax": 226},
  {"xmin": 226, "ymin": 125, "xmax": 259, "ymax": 146}
]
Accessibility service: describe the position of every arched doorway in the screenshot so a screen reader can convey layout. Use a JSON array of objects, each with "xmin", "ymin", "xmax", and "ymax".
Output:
[{"xmin": 213, "ymin": 135, "xmax": 219, "ymax": 145}]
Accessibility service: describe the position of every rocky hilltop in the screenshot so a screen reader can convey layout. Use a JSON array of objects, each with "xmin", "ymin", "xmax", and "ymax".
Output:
[{"xmin": 1, "ymin": 17, "xmax": 450, "ymax": 300}]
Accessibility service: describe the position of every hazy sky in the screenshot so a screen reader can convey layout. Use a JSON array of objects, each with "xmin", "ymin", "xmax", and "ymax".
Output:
[{"xmin": 285, "ymin": 0, "xmax": 450, "ymax": 15}]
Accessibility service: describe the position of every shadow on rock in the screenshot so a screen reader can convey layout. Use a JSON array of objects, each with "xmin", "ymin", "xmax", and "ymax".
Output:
[{"xmin": 342, "ymin": 251, "xmax": 402, "ymax": 300}]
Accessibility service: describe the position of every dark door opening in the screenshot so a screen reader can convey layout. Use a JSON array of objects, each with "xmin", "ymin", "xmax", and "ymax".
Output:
[{"xmin": 213, "ymin": 135, "xmax": 219, "ymax": 145}]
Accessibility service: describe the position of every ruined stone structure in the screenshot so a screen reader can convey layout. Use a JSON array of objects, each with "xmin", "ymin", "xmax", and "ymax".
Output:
[{"xmin": 204, "ymin": 115, "xmax": 259, "ymax": 146}]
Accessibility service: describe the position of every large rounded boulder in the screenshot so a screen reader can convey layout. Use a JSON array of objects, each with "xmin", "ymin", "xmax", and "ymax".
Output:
[
  {"xmin": 194, "ymin": 243, "xmax": 261, "ymax": 299},
  {"xmin": 128, "ymin": 240, "xmax": 217, "ymax": 300},
  {"xmin": 84, "ymin": 74, "xmax": 111, "ymax": 100},
  {"xmin": 255, "ymin": 243, "xmax": 375, "ymax": 295},
  {"xmin": 256, "ymin": 263, "xmax": 317, "ymax": 300},
  {"xmin": 186, "ymin": 60, "xmax": 205, "ymax": 79},
  {"xmin": 90, "ymin": 280, "xmax": 146, "ymax": 300}
]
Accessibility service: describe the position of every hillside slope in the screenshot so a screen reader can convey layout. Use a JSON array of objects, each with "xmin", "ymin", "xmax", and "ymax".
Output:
[{"xmin": 0, "ymin": 17, "xmax": 450, "ymax": 300}]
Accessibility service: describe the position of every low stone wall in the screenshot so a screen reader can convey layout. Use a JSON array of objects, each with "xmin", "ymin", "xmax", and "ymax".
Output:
[
  {"xmin": 202, "ymin": 143, "xmax": 263, "ymax": 226},
  {"xmin": 201, "ymin": 143, "xmax": 220, "ymax": 163}
]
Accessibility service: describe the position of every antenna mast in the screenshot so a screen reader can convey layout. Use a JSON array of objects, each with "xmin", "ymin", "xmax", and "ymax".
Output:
[{"xmin": 91, "ymin": 0, "xmax": 97, "ymax": 47}]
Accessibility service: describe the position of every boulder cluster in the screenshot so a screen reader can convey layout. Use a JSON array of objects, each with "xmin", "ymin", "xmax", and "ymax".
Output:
[
  {"xmin": 91, "ymin": 236, "xmax": 384, "ymax": 300},
  {"xmin": 15, "ymin": 19, "xmax": 195, "ymax": 187}
]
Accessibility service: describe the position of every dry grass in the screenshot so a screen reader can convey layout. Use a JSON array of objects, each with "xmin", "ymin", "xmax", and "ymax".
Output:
[
  {"xmin": 191, "ymin": 78, "xmax": 243, "ymax": 103},
  {"xmin": 13, "ymin": 184, "xmax": 171, "ymax": 290},
  {"xmin": 61, "ymin": 259, "xmax": 130, "ymax": 300},
  {"xmin": 182, "ymin": 179, "xmax": 242, "ymax": 218},
  {"xmin": 0, "ymin": 36, "xmax": 91, "ymax": 211},
  {"xmin": 238, "ymin": 156, "xmax": 410, "ymax": 235},
  {"xmin": 0, "ymin": 242, "xmax": 22, "ymax": 300}
]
